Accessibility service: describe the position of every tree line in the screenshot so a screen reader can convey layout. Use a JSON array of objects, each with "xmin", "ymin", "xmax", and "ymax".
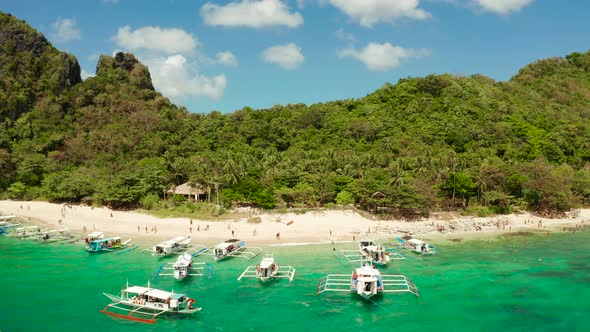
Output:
[{"xmin": 1, "ymin": 12, "xmax": 589, "ymax": 218}]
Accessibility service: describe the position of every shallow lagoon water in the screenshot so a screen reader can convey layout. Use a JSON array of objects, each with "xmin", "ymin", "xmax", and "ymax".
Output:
[{"xmin": 1, "ymin": 230, "xmax": 589, "ymax": 331}]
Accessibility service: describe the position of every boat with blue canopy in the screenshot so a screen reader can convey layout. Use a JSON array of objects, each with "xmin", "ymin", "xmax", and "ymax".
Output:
[
  {"xmin": 0, "ymin": 219, "xmax": 20, "ymax": 235},
  {"xmin": 84, "ymin": 236, "xmax": 133, "ymax": 253}
]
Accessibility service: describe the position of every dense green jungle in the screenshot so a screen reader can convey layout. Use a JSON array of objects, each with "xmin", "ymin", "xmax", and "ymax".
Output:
[{"xmin": 1, "ymin": 12, "xmax": 589, "ymax": 218}]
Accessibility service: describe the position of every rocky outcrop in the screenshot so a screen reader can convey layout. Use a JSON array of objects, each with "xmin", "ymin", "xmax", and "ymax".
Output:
[
  {"xmin": 0, "ymin": 12, "xmax": 81, "ymax": 122},
  {"xmin": 96, "ymin": 52, "xmax": 154, "ymax": 90}
]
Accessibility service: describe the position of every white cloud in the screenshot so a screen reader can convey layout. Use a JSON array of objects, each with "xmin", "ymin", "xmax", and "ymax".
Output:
[
  {"xmin": 329, "ymin": 0, "xmax": 431, "ymax": 27},
  {"xmin": 338, "ymin": 42, "xmax": 430, "ymax": 71},
  {"xmin": 144, "ymin": 54, "xmax": 227, "ymax": 100},
  {"xmin": 216, "ymin": 51, "xmax": 239, "ymax": 67},
  {"xmin": 336, "ymin": 28, "xmax": 355, "ymax": 42},
  {"xmin": 109, "ymin": 25, "xmax": 227, "ymax": 100},
  {"xmin": 51, "ymin": 18, "xmax": 81, "ymax": 43},
  {"xmin": 472, "ymin": 0, "xmax": 534, "ymax": 15},
  {"xmin": 81, "ymin": 69, "xmax": 95, "ymax": 80},
  {"xmin": 113, "ymin": 26, "xmax": 198, "ymax": 55},
  {"xmin": 201, "ymin": 0, "xmax": 303, "ymax": 28},
  {"xmin": 261, "ymin": 43, "xmax": 304, "ymax": 70}
]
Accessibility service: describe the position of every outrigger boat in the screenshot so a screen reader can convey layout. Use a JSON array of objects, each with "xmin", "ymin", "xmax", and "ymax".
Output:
[
  {"xmin": 8, "ymin": 226, "xmax": 41, "ymax": 238},
  {"xmin": 397, "ymin": 237, "xmax": 436, "ymax": 255},
  {"xmin": 211, "ymin": 239, "xmax": 262, "ymax": 261},
  {"xmin": 82, "ymin": 231, "xmax": 104, "ymax": 243},
  {"xmin": 0, "ymin": 215, "xmax": 16, "ymax": 221},
  {"xmin": 155, "ymin": 252, "xmax": 213, "ymax": 281},
  {"xmin": 84, "ymin": 236, "xmax": 133, "ymax": 253},
  {"xmin": 34, "ymin": 228, "xmax": 73, "ymax": 243},
  {"xmin": 317, "ymin": 259, "xmax": 419, "ymax": 301},
  {"xmin": 0, "ymin": 220, "xmax": 20, "ymax": 234},
  {"xmin": 238, "ymin": 254, "xmax": 296, "ymax": 283},
  {"xmin": 101, "ymin": 281, "xmax": 200, "ymax": 324},
  {"xmin": 338, "ymin": 239, "xmax": 404, "ymax": 265},
  {"xmin": 149, "ymin": 236, "xmax": 193, "ymax": 256}
]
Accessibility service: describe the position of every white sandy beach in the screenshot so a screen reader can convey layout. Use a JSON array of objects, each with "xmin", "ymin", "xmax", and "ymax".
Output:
[{"xmin": 0, "ymin": 200, "xmax": 588, "ymax": 246}]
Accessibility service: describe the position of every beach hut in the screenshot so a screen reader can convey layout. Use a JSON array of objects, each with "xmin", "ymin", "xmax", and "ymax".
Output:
[{"xmin": 167, "ymin": 183, "xmax": 208, "ymax": 202}]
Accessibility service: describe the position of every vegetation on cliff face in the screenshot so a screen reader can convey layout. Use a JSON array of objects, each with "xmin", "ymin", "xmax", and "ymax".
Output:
[
  {"xmin": 1, "ymin": 11, "xmax": 589, "ymax": 217},
  {"xmin": 0, "ymin": 13, "xmax": 80, "ymax": 123}
]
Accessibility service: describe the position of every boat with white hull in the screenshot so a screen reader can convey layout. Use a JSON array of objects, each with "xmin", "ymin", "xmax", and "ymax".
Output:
[
  {"xmin": 8, "ymin": 226, "xmax": 41, "ymax": 239},
  {"xmin": 155, "ymin": 252, "xmax": 213, "ymax": 281},
  {"xmin": 338, "ymin": 239, "xmax": 404, "ymax": 265},
  {"xmin": 238, "ymin": 254, "xmax": 296, "ymax": 283},
  {"xmin": 101, "ymin": 281, "xmax": 200, "ymax": 323},
  {"xmin": 211, "ymin": 239, "xmax": 261, "ymax": 261},
  {"xmin": 149, "ymin": 236, "xmax": 193, "ymax": 256},
  {"xmin": 84, "ymin": 236, "xmax": 135, "ymax": 253},
  {"xmin": 397, "ymin": 237, "xmax": 436, "ymax": 255},
  {"xmin": 34, "ymin": 228, "xmax": 73, "ymax": 243},
  {"xmin": 317, "ymin": 260, "xmax": 418, "ymax": 301}
]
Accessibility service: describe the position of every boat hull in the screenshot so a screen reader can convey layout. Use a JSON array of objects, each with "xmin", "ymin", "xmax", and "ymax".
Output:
[{"xmin": 103, "ymin": 293, "xmax": 202, "ymax": 314}]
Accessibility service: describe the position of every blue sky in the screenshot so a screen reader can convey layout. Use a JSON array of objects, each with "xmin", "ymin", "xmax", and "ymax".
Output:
[{"xmin": 2, "ymin": 0, "xmax": 590, "ymax": 113}]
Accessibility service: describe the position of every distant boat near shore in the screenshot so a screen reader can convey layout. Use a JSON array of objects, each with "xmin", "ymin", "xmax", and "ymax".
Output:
[
  {"xmin": 397, "ymin": 237, "xmax": 437, "ymax": 255},
  {"xmin": 83, "ymin": 236, "xmax": 135, "ymax": 253}
]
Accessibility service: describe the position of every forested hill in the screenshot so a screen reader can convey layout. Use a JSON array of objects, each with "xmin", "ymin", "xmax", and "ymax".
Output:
[
  {"xmin": 0, "ymin": 11, "xmax": 589, "ymax": 217},
  {"xmin": 0, "ymin": 13, "xmax": 80, "ymax": 123}
]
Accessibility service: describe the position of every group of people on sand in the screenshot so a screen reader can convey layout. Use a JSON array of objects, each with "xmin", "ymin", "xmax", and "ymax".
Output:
[
  {"xmin": 137, "ymin": 225, "xmax": 158, "ymax": 233},
  {"xmin": 188, "ymin": 219, "xmax": 210, "ymax": 233},
  {"xmin": 523, "ymin": 219, "xmax": 544, "ymax": 228}
]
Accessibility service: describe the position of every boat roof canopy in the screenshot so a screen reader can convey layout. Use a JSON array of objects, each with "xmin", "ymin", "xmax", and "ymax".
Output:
[
  {"xmin": 145, "ymin": 289, "xmax": 184, "ymax": 300},
  {"xmin": 175, "ymin": 254, "xmax": 192, "ymax": 267},
  {"xmin": 259, "ymin": 257, "xmax": 274, "ymax": 269},
  {"xmin": 216, "ymin": 242, "xmax": 235, "ymax": 249},
  {"xmin": 157, "ymin": 236, "xmax": 188, "ymax": 247},
  {"xmin": 408, "ymin": 239, "xmax": 426, "ymax": 245},
  {"xmin": 91, "ymin": 236, "xmax": 121, "ymax": 243},
  {"xmin": 124, "ymin": 286, "xmax": 150, "ymax": 294}
]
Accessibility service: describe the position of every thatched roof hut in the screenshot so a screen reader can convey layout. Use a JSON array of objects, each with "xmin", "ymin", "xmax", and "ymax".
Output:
[
  {"xmin": 371, "ymin": 191, "xmax": 386, "ymax": 199},
  {"xmin": 167, "ymin": 182, "xmax": 207, "ymax": 201}
]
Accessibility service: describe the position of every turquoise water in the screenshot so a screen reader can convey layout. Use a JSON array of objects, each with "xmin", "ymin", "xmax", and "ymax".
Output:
[{"xmin": 1, "ymin": 231, "xmax": 589, "ymax": 331}]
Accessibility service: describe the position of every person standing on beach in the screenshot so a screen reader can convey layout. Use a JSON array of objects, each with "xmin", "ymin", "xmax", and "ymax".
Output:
[{"xmin": 276, "ymin": 232, "xmax": 280, "ymax": 240}]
